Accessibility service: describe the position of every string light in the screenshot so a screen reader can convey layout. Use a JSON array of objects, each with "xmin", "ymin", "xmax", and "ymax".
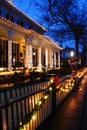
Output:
[
  {"xmin": 49, "ymin": 87, "xmax": 52, "ymax": 91},
  {"xmin": 32, "ymin": 115, "xmax": 36, "ymax": 120},
  {"xmin": 44, "ymin": 95, "xmax": 48, "ymax": 99},
  {"xmin": 19, "ymin": 121, "xmax": 22, "ymax": 127},
  {"xmin": 38, "ymin": 100, "xmax": 42, "ymax": 105},
  {"xmin": 50, "ymin": 79, "xmax": 54, "ymax": 83},
  {"xmin": 18, "ymin": 68, "xmax": 87, "ymax": 129}
]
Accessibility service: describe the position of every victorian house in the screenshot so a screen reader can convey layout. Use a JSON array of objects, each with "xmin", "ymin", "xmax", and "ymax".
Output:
[{"xmin": 0, "ymin": 0, "xmax": 62, "ymax": 72}]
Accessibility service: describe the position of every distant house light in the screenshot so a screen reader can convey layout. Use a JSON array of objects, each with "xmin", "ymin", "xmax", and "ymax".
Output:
[{"xmin": 70, "ymin": 51, "xmax": 74, "ymax": 57}]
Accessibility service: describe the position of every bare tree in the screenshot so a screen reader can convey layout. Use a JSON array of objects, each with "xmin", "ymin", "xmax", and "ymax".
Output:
[{"xmin": 32, "ymin": 0, "xmax": 87, "ymax": 58}]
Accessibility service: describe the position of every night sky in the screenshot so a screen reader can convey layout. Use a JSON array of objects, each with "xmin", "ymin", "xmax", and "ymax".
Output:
[
  {"xmin": 11, "ymin": 0, "xmax": 85, "ymax": 51},
  {"xmin": 12, "ymin": 0, "xmax": 44, "ymax": 21}
]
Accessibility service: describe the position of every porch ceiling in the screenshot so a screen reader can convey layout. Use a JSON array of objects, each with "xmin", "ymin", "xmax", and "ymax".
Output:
[{"xmin": 0, "ymin": 17, "xmax": 27, "ymax": 43}]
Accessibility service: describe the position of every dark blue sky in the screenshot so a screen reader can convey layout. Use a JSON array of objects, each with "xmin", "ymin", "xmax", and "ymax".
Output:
[
  {"xmin": 11, "ymin": 0, "xmax": 84, "ymax": 51},
  {"xmin": 12, "ymin": 0, "xmax": 45, "ymax": 21}
]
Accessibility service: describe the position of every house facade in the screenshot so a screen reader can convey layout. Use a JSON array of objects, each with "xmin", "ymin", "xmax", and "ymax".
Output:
[{"xmin": 0, "ymin": 0, "xmax": 62, "ymax": 72}]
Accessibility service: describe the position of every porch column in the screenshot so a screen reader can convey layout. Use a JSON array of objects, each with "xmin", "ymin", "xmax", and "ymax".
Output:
[
  {"xmin": 48, "ymin": 49, "xmax": 52, "ymax": 69},
  {"xmin": 58, "ymin": 51, "xmax": 60, "ymax": 67},
  {"xmin": 45, "ymin": 48, "xmax": 48, "ymax": 68},
  {"xmin": 54, "ymin": 52, "xmax": 56, "ymax": 68},
  {"xmin": 52, "ymin": 51, "xmax": 54, "ymax": 69},
  {"xmin": 8, "ymin": 31, "xmax": 12, "ymax": 71},
  {"xmin": 37, "ymin": 47, "xmax": 42, "ymax": 71},
  {"xmin": 25, "ymin": 38, "xmax": 33, "ymax": 69}
]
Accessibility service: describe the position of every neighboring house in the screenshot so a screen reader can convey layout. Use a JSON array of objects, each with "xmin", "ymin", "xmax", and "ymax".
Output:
[
  {"xmin": 0, "ymin": 0, "xmax": 62, "ymax": 72},
  {"xmin": 61, "ymin": 46, "xmax": 76, "ymax": 59},
  {"xmin": 61, "ymin": 46, "xmax": 81, "ymax": 66}
]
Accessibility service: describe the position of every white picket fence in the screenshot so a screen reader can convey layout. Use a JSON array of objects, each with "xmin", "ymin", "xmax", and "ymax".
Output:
[{"xmin": 0, "ymin": 77, "xmax": 75, "ymax": 130}]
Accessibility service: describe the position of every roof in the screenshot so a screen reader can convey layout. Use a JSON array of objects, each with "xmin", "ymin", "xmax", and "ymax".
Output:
[
  {"xmin": 1, "ymin": 0, "xmax": 47, "ymax": 34},
  {"xmin": 43, "ymin": 36, "xmax": 63, "ymax": 50}
]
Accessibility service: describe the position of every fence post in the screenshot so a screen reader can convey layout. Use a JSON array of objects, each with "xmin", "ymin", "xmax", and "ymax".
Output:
[
  {"xmin": 0, "ymin": 109, "xmax": 3, "ymax": 130},
  {"xmin": 52, "ymin": 83, "xmax": 56, "ymax": 113},
  {"xmin": 52, "ymin": 75, "xmax": 59, "ymax": 113}
]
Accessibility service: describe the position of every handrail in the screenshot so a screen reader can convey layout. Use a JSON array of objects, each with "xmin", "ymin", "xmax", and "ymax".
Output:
[{"xmin": 41, "ymin": 65, "xmax": 48, "ymax": 73}]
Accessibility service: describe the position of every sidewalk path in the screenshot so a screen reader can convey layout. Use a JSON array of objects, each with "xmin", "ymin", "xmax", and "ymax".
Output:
[
  {"xmin": 38, "ymin": 73, "xmax": 87, "ymax": 130},
  {"xmin": 58, "ymin": 74, "xmax": 72, "ymax": 83}
]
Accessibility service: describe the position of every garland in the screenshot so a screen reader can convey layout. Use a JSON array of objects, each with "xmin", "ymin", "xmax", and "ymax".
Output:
[
  {"xmin": 18, "ymin": 67, "xmax": 87, "ymax": 129},
  {"xmin": 19, "ymin": 85, "xmax": 53, "ymax": 129}
]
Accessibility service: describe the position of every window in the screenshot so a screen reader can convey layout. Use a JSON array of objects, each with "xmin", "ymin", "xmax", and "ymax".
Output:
[
  {"xmin": 17, "ymin": 20, "xmax": 20, "ymax": 25},
  {"xmin": 11, "ymin": 16, "xmax": 14, "ymax": 22},
  {"xmin": 6, "ymin": 13, "xmax": 9, "ymax": 19},
  {"xmin": 20, "ymin": 21, "xmax": 23, "ymax": 27},
  {"xmin": 14, "ymin": 18, "xmax": 18, "ymax": 24},
  {"xmin": 0, "ymin": 9, "xmax": 1, "ymax": 16},
  {"xmin": 1, "ymin": 11, "xmax": 6, "ymax": 18}
]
